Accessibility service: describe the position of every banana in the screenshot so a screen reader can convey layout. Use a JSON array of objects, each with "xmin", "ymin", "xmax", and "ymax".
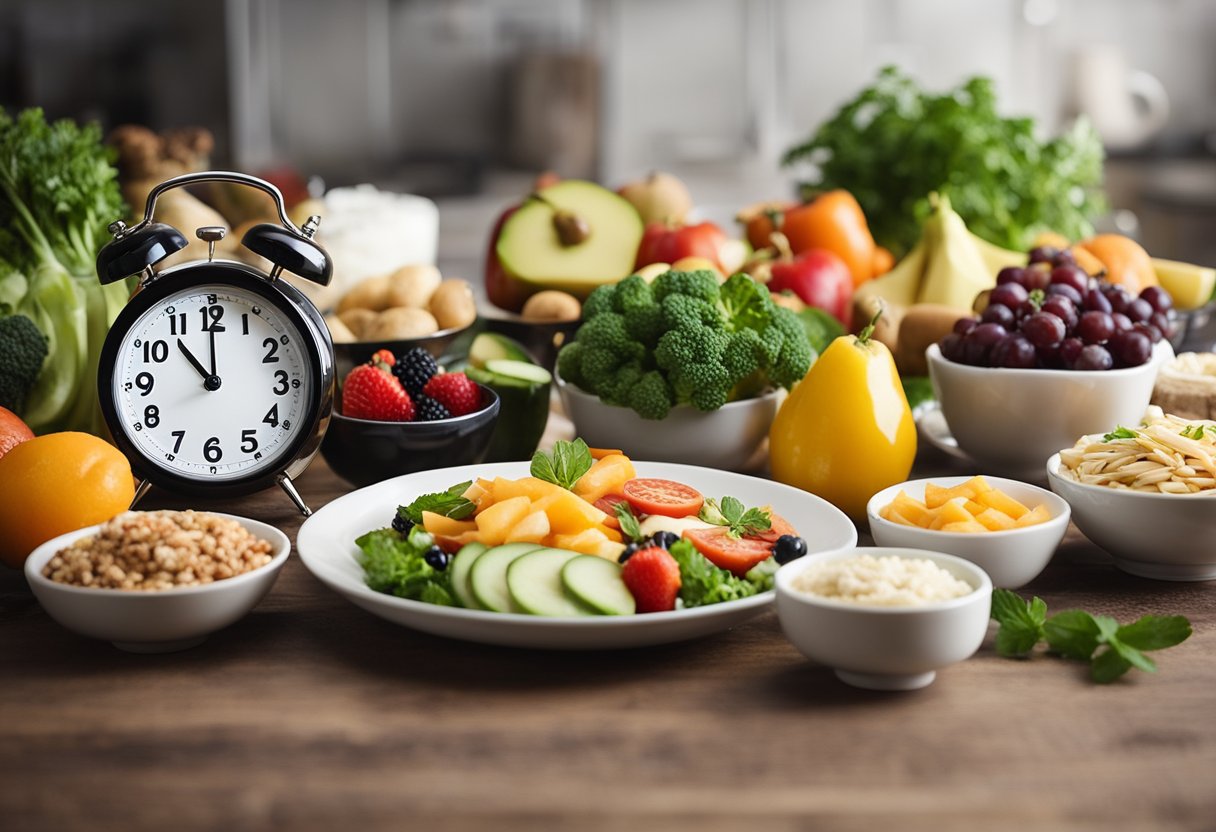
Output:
[
  {"xmin": 917, "ymin": 194, "xmax": 993, "ymax": 310},
  {"xmin": 855, "ymin": 239, "xmax": 925, "ymax": 309},
  {"xmin": 968, "ymin": 230, "xmax": 1026, "ymax": 276}
]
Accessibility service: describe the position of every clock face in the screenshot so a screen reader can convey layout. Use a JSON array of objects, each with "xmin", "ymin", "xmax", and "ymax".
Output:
[{"xmin": 111, "ymin": 284, "xmax": 316, "ymax": 481}]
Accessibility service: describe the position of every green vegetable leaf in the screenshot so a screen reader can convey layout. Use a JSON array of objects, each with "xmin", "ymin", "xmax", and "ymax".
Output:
[
  {"xmin": 990, "ymin": 589, "xmax": 1047, "ymax": 657},
  {"xmin": 1116, "ymin": 615, "xmax": 1192, "ymax": 652},
  {"xmin": 1091, "ymin": 647, "xmax": 1133, "ymax": 683},
  {"xmin": 399, "ymin": 481, "xmax": 475, "ymax": 526},
  {"xmin": 530, "ymin": 438, "xmax": 594, "ymax": 491},
  {"xmin": 901, "ymin": 375, "xmax": 935, "ymax": 411},
  {"xmin": 794, "ymin": 306, "xmax": 845, "ymax": 356},
  {"xmin": 1043, "ymin": 610, "xmax": 1101, "ymax": 660},
  {"xmin": 614, "ymin": 501, "xmax": 644, "ymax": 543},
  {"xmin": 355, "ymin": 527, "xmax": 456, "ymax": 606},
  {"xmin": 698, "ymin": 496, "xmax": 771, "ymax": 539},
  {"xmin": 1103, "ymin": 426, "xmax": 1138, "ymax": 442},
  {"xmin": 668, "ymin": 539, "xmax": 760, "ymax": 607},
  {"xmin": 1106, "ymin": 638, "xmax": 1157, "ymax": 675}
]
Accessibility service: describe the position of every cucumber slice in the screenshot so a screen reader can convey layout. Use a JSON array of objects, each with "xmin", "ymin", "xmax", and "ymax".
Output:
[
  {"xmin": 465, "ymin": 364, "xmax": 552, "ymax": 462},
  {"xmin": 470, "ymin": 332, "xmax": 534, "ymax": 369},
  {"xmin": 507, "ymin": 549, "xmax": 597, "ymax": 617},
  {"xmin": 469, "ymin": 543, "xmax": 544, "ymax": 612},
  {"xmin": 561, "ymin": 555, "xmax": 636, "ymax": 616},
  {"xmin": 485, "ymin": 359, "xmax": 552, "ymax": 386},
  {"xmin": 450, "ymin": 542, "xmax": 488, "ymax": 609}
]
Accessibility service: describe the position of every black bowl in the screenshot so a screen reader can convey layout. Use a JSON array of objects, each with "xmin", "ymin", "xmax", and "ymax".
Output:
[
  {"xmin": 320, "ymin": 385, "xmax": 500, "ymax": 487},
  {"xmin": 332, "ymin": 322, "xmax": 476, "ymax": 382},
  {"xmin": 474, "ymin": 314, "xmax": 580, "ymax": 371}
]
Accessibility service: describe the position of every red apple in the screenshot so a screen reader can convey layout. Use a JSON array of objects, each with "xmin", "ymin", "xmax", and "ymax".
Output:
[
  {"xmin": 484, "ymin": 172, "xmax": 564, "ymax": 313},
  {"xmin": 768, "ymin": 249, "xmax": 853, "ymax": 328},
  {"xmin": 635, "ymin": 221, "xmax": 733, "ymax": 273}
]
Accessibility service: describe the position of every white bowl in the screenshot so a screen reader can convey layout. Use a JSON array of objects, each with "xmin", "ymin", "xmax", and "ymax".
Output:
[
  {"xmin": 24, "ymin": 513, "xmax": 291, "ymax": 652},
  {"xmin": 556, "ymin": 371, "xmax": 780, "ymax": 471},
  {"xmin": 927, "ymin": 340, "xmax": 1172, "ymax": 475},
  {"xmin": 866, "ymin": 476, "xmax": 1070, "ymax": 588},
  {"xmin": 775, "ymin": 547, "xmax": 993, "ymax": 690},
  {"xmin": 1046, "ymin": 453, "xmax": 1216, "ymax": 581}
]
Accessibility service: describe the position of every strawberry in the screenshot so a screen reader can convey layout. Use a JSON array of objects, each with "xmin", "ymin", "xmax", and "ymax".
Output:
[
  {"xmin": 422, "ymin": 372, "xmax": 482, "ymax": 417},
  {"xmin": 342, "ymin": 353, "xmax": 415, "ymax": 421},
  {"xmin": 371, "ymin": 348, "xmax": 396, "ymax": 366},
  {"xmin": 621, "ymin": 546, "xmax": 682, "ymax": 613}
]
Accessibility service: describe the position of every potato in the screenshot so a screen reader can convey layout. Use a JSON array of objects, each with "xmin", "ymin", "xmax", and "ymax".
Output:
[
  {"xmin": 337, "ymin": 308, "xmax": 378, "ymax": 339},
  {"xmin": 853, "ymin": 294, "xmax": 902, "ymax": 353},
  {"xmin": 428, "ymin": 278, "xmax": 478, "ymax": 330},
  {"xmin": 324, "ymin": 315, "xmax": 357, "ymax": 344},
  {"xmin": 895, "ymin": 304, "xmax": 964, "ymax": 376},
  {"xmin": 337, "ymin": 273, "xmax": 392, "ymax": 313},
  {"xmin": 386, "ymin": 264, "xmax": 442, "ymax": 309},
  {"xmin": 521, "ymin": 290, "xmax": 581, "ymax": 322},
  {"xmin": 363, "ymin": 307, "xmax": 439, "ymax": 341}
]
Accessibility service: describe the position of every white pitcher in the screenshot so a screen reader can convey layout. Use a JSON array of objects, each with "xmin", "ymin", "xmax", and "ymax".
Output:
[{"xmin": 1073, "ymin": 45, "xmax": 1170, "ymax": 150}]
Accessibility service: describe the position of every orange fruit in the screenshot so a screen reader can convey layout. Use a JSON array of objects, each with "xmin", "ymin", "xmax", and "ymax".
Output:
[
  {"xmin": 871, "ymin": 245, "xmax": 895, "ymax": 278},
  {"xmin": 0, "ymin": 406, "xmax": 34, "ymax": 461},
  {"xmin": 1076, "ymin": 235, "xmax": 1158, "ymax": 293},
  {"xmin": 0, "ymin": 432, "xmax": 135, "ymax": 568}
]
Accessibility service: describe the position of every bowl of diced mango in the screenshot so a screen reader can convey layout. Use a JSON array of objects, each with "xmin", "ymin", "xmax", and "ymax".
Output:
[{"xmin": 865, "ymin": 475, "xmax": 1071, "ymax": 589}]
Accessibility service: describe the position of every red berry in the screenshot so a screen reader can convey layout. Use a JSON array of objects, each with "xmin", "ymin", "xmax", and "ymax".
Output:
[
  {"xmin": 372, "ymin": 349, "xmax": 396, "ymax": 367},
  {"xmin": 621, "ymin": 546, "xmax": 681, "ymax": 613},
  {"xmin": 422, "ymin": 372, "xmax": 482, "ymax": 417},
  {"xmin": 342, "ymin": 362, "xmax": 415, "ymax": 421}
]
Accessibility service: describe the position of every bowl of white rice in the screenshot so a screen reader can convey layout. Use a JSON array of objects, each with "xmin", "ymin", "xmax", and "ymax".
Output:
[{"xmin": 774, "ymin": 547, "xmax": 992, "ymax": 691}]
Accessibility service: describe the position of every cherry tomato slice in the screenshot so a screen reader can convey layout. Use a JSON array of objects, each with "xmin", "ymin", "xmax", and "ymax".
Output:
[
  {"xmin": 621, "ymin": 478, "xmax": 704, "ymax": 518},
  {"xmin": 594, "ymin": 494, "xmax": 628, "ymax": 530},
  {"xmin": 683, "ymin": 512, "xmax": 797, "ymax": 576}
]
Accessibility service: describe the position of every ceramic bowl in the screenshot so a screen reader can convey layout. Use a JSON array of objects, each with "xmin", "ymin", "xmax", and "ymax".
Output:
[
  {"xmin": 476, "ymin": 314, "xmax": 581, "ymax": 372},
  {"xmin": 321, "ymin": 385, "xmax": 500, "ymax": 487},
  {"xmin": 775, "ymin": 547, "xmax": 993, "ymax": 691},
  {"xmin": 926, "ymin": 340, "xmax": 1173, "ymax": 475},
  {"xmin": 556, "ymin": 371, "xmax": 779, "ymax": 471},
  {"xmin": 24, "ymin": 513, "xmax": 290, "ymax": 653},
  {"xmin": 866, "ymin": 476, "xmax": 1070, "ymax": 588},
  {"xmin": 332, "ymin": 322, "xmax": 475, "ymax": 381},
  {"xmin": 1046, "ymin": 453, "xmax": 1216, "ymax": 580}
]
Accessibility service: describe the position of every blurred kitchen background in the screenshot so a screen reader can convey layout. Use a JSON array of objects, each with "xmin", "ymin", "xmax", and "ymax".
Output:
[{"xmin": 2, "ymin": 0, "xmax": 1215, "ymax": 276}]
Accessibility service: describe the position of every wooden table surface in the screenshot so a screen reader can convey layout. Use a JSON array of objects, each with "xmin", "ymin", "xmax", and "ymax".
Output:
[{"xmin": 2, "ymin": 445, "xmax": 1214, "ymax": 832}]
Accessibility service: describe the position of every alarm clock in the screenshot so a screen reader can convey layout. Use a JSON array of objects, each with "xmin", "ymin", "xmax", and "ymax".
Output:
[{"xmin": 96, "ymin": 171, "xmax": 335, "ymax": 516}]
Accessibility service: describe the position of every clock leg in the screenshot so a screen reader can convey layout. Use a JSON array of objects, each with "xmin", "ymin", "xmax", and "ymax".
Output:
[
  {"xmin": 277, "ymin": 473, "xmax": 312, "ymax": 517},
  {"xmin": 130, "ymin": 479, "xmax": 152, "ymax": 509}
]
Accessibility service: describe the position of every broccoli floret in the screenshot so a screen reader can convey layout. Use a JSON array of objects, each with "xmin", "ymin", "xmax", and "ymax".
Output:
[
  {"xmin": 654, "ymin": 324, "xmax": 728, "ymax": 373},
  {"xmin": 660, "ymin": 293, "xmax": 722, "ymax": 331},
  {"xmin": 623, "ymin": 305, "xmax": 665, "ymax": 347},
  {"xmin": 555, "ymin": 341, "xmax": 584, "ymax": 387},
  {"xmin": 720, "ymin": 271, "xmax": 774, "ymax": 332},
  {"xmin": 670, "ymin": 362, "xmax": 731, "ymax": 412},
  {"xmin": 579, "ymin": 347, "xmax": 624, "ymax": 395},
  {"xmin": 611, "ymin": 274, "xmax": 654, "ymax": 314},
  {"xmin": 652, "ymin": 269, "xmax": 720, "ymax": 305},
  {"xmin": 628, "ymin": 371, "xmax": 675, "ymax": 420},
  {"xmin": 598, "ymin": 360, "xmax": 645, "ymax": 407},
  {"xmin": 581, "ymin": 284, "xmax": 616, "ymax": 321},
  {"xmin": 0, "ymin": 313, "xmax": 49, "ymax": 413},
  {"xmin": 576, "ymin": 312, "xmax": 644, "ymax": 362},
  {"xmin": 722, "ymin": 329, "xmax": 766, "ymax": 382},
  {"xmin": 769, "ymin": 306, "xmax": 814, "ymax": 388}
]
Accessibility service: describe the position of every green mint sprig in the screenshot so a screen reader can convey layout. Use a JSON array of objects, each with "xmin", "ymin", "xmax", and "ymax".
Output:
[
  {"xmin": 398, "ymin": 481, "xmax": 475, "ymax": 526},
  {"xmin": 530, "ymin": 439, "xmax": 594, "ymax": 491},
  {"xmin": 1102, "ymin": 426, "xmax": 1138, "ymax": 442},
  {"xmin": 991, "ymin": 589, "xmax": 1191, "ymax": 683},
  {"xmin": 698, "ymin": 496, "xmax": 771, "ymax": 539},
  {"xmin": 613, "ymin": 501, "xmax": 644, "ymax": 543}
]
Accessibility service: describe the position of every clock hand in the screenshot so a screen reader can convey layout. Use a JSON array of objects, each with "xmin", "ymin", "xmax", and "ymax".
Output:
[
  {"xmin": 177, "ymin": 338, "xmax": 210, "ymax": 381},
  {"xmin": 208, "ymin": 326, "xmax": 217, "ymax": 377}
]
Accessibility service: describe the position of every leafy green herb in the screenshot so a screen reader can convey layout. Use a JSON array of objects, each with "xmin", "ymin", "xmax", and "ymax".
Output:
[
  {"xmin": 698, "ymin": 496, "xmax": 772, "ymax": 539},
  {"xmin": 355, "ymin": 526, "xmax": 456, "ymax": 606},
  {"xmin": 794, "ymin": 306, "xmax": 844, "ymax": 356},
  {"xmin": 901, "ymin": 375, "xmax": 935, "ymax": 411},
  {"xmin": 530, "ymin": 438, "xmax": 594, "ymax": 491},
  {"xmin": 614, "ymin": 501, "xmax": 643, "ymax": 543},
  {"xmin": 990, "ymin": 589, "xmax": 1191, "ymax": 683},
  {"xmin": 782, "ymin": 66, "xmax": 1105, "ymax": 255},
  {"xmin": 668, "ymin": 539, "xmax": 765, "ymax": 607},
  {"xmin": 1179, "ymin": 423, "xmax": 1216, "ymax": 440},
  {"xmin": 398, "ymin": 481, "xmax": 475, "ymax": 526},
  {"xmin": 1103, "ymin": 426, "xmax": 1138, "ymax": 442}
]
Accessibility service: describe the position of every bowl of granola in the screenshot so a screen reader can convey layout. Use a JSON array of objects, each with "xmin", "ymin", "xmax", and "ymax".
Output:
[{"xmin": 24, "ymin": 510, "xmax": 290, "ymax": 652}]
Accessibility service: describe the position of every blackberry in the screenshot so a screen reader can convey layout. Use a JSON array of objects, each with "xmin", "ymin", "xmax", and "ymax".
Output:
[
  {"xmin": 391, "ymin": 510, "xmax": 413, "ymax": 536},
  {"xmin": 393, "ymin": 347, "xmax": 438, "ymax": 395},
  {"xmin": 415, "ymin": 394, "xmax": 451, "ymax": 421},
  {"xmin": 423, "ymin": 545, "xmax": 449, "ymax": 571}
]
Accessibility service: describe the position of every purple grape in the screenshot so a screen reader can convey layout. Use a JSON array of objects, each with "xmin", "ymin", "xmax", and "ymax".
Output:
[
  {"xmin": 1028, "ymin": 246, "xmax": 1059, "ymax": 265},
  {"xmin": 1109, "ymin": 330, "xmax": 1152, "ymax": 367},
  {"xmin": 1050, "ymin": 265, "xmax": 1089, "ymax": 294},
  {"xmin": 1021, "ymin": 312, "xmax": 1067, "ymax": 349},
  {"xmin": 1083, "ymin": 289, "xmax": 1112, "ymax": 314},
  {"xmin": 990, "ymin": 282, "xmax": 1030, "ymax": 309},
  {"xmin": 1139, "ymin": 285, "xmax": 1173, "ymax": 313},
  {"xmin": 996, "ymin": 267, "xmax": 1026, "ymax": 286},
  {"xmin": 1074, "ymin": 344, "xmax": 1114, "ymax": 371},
  {"xmin": 981, "ymin": 303, "xmax": 1015, "ymax": 329},
  {"xmin": 1042, "ymin": 296, "xmax": 1078, "ymax": 331},
  {"xmin": 1107, "ymin": 287, "xmax": 1132, "ymax": 315},
  {"xmin": 990, "ymin": 334, "xmax": 1038, "ymax": 369},
  {"xmin": 1037, "ymin": 343, "xmax": 1063, "ymax": 369},
  {"xmin": 1051, "ymin": 249, "xmax": 1077, "ymax": 267},
  {"xmin": 1133, "ymin": 321, "xmax": 1162, "ymax": 344},
  {"xmin": 1059, "ymin": 336, "xmax": 1085, "ymax": 369},
  {"xmin": 1023, "ymin": 267, "xmax": 1053, "ymax": 291},
  {"xmin": 971, "ymin": 322, "xmax": 1008, "ymax": 348},
  {"xmin": 1077, "ymin": 311, "xmax": 1115, "ymax": 344},
  {"xmin": 1125, "ymin": 297, "xmax": 1153, "ymax": 323},
  {"xmin": 953, "ymin": 317, "xmax": 979, "ymax": 336},
  {"xmin": 1015, "ymin": 300, "xmax": 1040, "ymax": 321},
  {"xmin": 1047, "ymin": 282, "xmax": 1083, "ymax": 306},
  {"xmin": 1150, "ymin": 311, "xmax": 1174, "ymax": 341},
  {"xmin": 939, "ymin": 333, "xmax": 964, "ymax": 363},
  {"xmin": 1112, "ymin": 312, "xmax": 1133, "ymax": 332}
]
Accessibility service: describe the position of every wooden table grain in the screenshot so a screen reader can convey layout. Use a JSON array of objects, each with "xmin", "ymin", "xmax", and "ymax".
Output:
[{"xmin": 2, "ymin": 447, "xmax": 1214, "ymax": 832}]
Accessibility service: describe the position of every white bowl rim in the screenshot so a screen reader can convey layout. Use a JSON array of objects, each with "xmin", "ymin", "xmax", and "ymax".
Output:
[
  {"xmin": 23, "ymin": 512, "xmax": 291, "ymax": 598},
  {"xmin": 866, "ymin": 475, "xmax": 1071, "ymax": 539},
  {"xmin": 554, "ymin": 366, "xmax": 782, "ymax": 411},
  {"xmin": 926, "ymin": 339, "xmax": 1173, "ymax": 379},
  {"xmin": 775, "ymin": 546, "xmax": 994, "ymax": 615},
  {"xmin": 1046, "ymin": 452, "xmax": 1216, "ymax": 501}
]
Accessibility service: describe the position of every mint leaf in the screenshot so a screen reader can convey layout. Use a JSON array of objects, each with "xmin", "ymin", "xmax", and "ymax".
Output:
[
  {"xmin": 1092, "ymin": 614, "xmax": 1121, "ymax": 642},
  {"xmin": 699, "ymin": 496, "xmax": 771, "ymax": 539},
  {"xmin": 1116, "ymin": 615, "xmax": 1193, "ymax": 651},
  {"xmin": 400, "ymin": 481, "xmax": 475, "ymax": 526},
  {"xmin": 1044, "ymin": 610, "xmax": 1101, "ymax": 660},
  {"xmin": 1107, "ymin": 637, "xmax": 1157, "ymax": 674},
  {"xmin": 719, "ymin": 496, "xmax": 746, "ymax": 525},
  {"xmin": 1103, "ymin": 426, "xmax": 1138, "ymax": 441},
  {"xmin": 1091, "ymin": 647, "xmax": 1133, "ymax": 683},
  {"xmin": 530, "ymin": 439, "xmax": 594, "ymax": 490},
  {"xmin": 990, "ymin": 589, "xmax": 1046, "ymax": 657},
  {"xmin": 614, "ymin": 501, "xmax": 643, "ymax": 543}
]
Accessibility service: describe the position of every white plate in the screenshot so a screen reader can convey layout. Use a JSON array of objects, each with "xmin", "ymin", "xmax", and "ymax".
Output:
[
  {"xmin": 915, "ymin": 402, "xmax": 1048, "ymax": 483},
  {"xmin": 297, "ymin": 461, "xmax": 858, "ymax": 649}
]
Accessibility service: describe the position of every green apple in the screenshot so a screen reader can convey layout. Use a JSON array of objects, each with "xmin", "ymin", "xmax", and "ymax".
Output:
[{"xmin": 496, "ymin": 180, "xmax": 644, "ymax": 299}]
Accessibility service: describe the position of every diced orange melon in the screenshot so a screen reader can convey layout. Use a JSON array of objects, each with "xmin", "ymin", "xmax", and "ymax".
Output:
[
  {"xmin": 1014, "ymin": 504, "xmax": 1052, "ymax": 527},
  {"xmin": 476, "ymin": 496, "xmax": 533, "ymax": 546},
  {"xmin": 433, "ymin": 531, "xmax": 479, "ymax": 552},
  {"xmin": 975, "ymin": 508, "xmax": 1016, "ymax": 532},
  {"xmin": 589, "ymin": 447, "xmax": 625, "ymax": 460},
  {"xmin": 940, "ymin": 520, "xmax": 989, "ymax": 533},
  {"xmin": 533, "ymin": 490, "xmax": 608, "ymax": 535},
  {"xmin": 504, "ymin": 510, "xmax": 551, "ymax": 544},
  {"xmin": 553, "ymin": 528, "xmax": 611, "ymax": 555},
  {"xmin": 963, "ymin": 499, "xmax": 987, "ymax": 515},
  {"xmin": 889, "ymin": 491, "xmax": 934, "ymax": 526},
  {"xmin": 935, "ymin": 500, "xmax": 974, "ymax": 526},
  {"xmin": 490, "ymin": 476, "xmax": 564, "ymax": 503},
  {"xmin": 976, "ymin": 488, "xmax": 1030, "ymax": 519},
  {"xmin": 422, "ymin": 511, "xmax": 478, "ymax": 538},
  {"xmin": 925, "ymin": 476, "xmax": 993, "ymax": 508},
  {"xmin": 879, "ymin": 478, "xmax": 1049, "ymax": 533},
  {"xmin": 572, "ymin": 454, "xmax": 636, "ymax": 503},
  {"xmin": 923, "ymin": 483, "xmax": 952, "ymax": 509}
]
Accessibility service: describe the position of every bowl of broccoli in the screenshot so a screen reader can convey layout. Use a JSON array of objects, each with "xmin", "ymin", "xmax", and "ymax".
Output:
[{"xmin": 554, "ymin": 270, "xmax": 810, "ymax": 472}]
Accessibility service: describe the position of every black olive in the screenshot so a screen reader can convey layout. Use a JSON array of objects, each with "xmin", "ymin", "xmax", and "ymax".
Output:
[
  {"xmin": 391, "ymin": 511, "xmax": 413, "ymax": 536},
  {"xmin": 648, "ymin": 530, "xmax": 679, "ymax": 550},
  {"xmin": 773, "ymin": 535, "xmax": 808, "ymax": 565},
  {"xmin": 618, "ymin": 542, "xmax": 640, "ymax": 564},
  {"xmin": 423, "ymin": 546, "xmax": 449, "ymax": 571}
]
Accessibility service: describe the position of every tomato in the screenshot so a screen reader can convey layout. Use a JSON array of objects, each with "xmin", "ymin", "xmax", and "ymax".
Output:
[
  {"xmin": 621, "ymin": 478, "xmax": 704, "ymax": 518},
  {"xmin": 737, "ymin": 201, "xmax": 796, "ymax": 252},
  {"xmin": 594, "ymin": 494, "xmax": 628, "ymax": 530},
  {"xmin": 634, "ymin": 221, "xmax": 730, "ymax": 273},
  {"xmin": 767, "ymin": 249, "xmax": 853, "ymax": 327},
  {"xmin": 682, "ymin": 513, "xmax": 797, "ymax": 576}
]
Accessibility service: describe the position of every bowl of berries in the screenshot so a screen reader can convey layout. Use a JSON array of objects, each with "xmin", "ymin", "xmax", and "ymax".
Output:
[
  {"xmin": 321, "ymin": 348, "xmax": 501, "ymax": 487},
  {"xmin": 927, "ymin": 249, "xmax": 1175, "ymax": 474}
]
